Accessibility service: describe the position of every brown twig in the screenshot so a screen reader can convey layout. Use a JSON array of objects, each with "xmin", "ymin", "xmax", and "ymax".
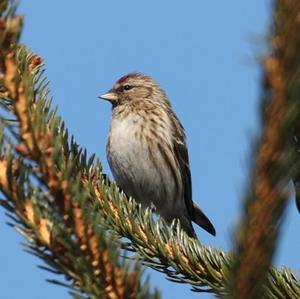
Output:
[
  {"xmin": 0, "ymin": 7, "xmax": 147, "ymax": 298},
  {"xmin": 231, "ymin": 1, "xmax": 300, "ymax": 298}
]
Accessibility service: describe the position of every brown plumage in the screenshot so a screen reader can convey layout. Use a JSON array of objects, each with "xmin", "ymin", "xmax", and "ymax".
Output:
[{"xmin": 99, "ymin": 73, "xmax": 216, "ymax": 238}]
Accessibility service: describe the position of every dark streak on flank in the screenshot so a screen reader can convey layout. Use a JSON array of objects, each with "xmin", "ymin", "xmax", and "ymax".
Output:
[
  {"xmin": 157, "ymin": 142, "xmax": 180, "ymax": 197},
  {"xmin": 149, "ymin": 128, "xmax": 159, "ymax": 140},
  {"xmin": 149, "ymin": 118, "xmax": 159, "ymax": 126},
  {"xmin": 147, "ymin": 141, "xmax": 167, "ymax": 199}
]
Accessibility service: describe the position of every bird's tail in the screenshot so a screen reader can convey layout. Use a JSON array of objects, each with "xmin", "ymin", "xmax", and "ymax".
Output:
[{"xmin": 192, "ymin": 203, "xmax": 216, "ymax": 236}]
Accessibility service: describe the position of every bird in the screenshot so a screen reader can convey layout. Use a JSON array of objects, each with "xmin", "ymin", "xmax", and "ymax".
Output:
[{"xmin": 99, "ymin": 73, "xmax": 216, "ymax": 238}]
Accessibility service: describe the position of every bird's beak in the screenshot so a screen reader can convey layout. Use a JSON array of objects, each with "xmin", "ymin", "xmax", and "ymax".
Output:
[{"xmin": 98, "ymin": 90, "xmax": 118, "ymax": 104}]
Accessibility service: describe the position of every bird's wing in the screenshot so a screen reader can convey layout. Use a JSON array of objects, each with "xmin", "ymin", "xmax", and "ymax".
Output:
[
  {"xmin": 171, "ymin": 112, "xmax": 216, "ymax": 236},
  {"xmin": 170, "ymin": 113, "xmax": 194, "ymax": 217}
]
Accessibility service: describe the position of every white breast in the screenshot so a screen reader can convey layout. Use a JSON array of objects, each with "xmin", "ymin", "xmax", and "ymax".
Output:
[
  {"xmin": 108, "ymin": 115, "xmax": 148, "ymax": 172},
  {"xmin": 107, "ymin": 112, "xmax": 182, "ymax": 215}
]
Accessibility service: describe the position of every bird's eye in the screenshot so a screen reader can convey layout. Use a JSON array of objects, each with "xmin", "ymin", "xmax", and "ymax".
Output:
[{"xmin": 123, "ymin": 84, "xmax": 132, "ymax": 91}]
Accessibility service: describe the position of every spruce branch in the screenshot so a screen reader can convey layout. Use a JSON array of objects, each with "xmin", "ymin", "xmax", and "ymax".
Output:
[
  {"xmin": 231, "ymin": 1, "xmax": 300, "ymax": 298},
  {"xmin": 0, "ymin": 2, "xmax": 159, "ymax": 299},
  {"xmin": 0, "ymin": 1, "xmax": 300, "ymax": 299}
]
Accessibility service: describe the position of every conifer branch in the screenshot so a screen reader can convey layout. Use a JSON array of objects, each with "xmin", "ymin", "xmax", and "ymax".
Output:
[
  {"xmin": 0, "ymin": 2, "xmax": 159, "ymax": 298},
  {"xmin": 0, "ymin": 1, "xmax": 300, "ymax": 299},
  {"xmin": 231, "ymin": 1, "xmax": 300, "ymax": 298}
]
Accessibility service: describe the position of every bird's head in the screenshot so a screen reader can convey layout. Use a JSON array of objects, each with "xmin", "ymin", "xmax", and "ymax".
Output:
[{"xmin": 99, "ymin": 73, "xmax": 168, "ymax": 107}]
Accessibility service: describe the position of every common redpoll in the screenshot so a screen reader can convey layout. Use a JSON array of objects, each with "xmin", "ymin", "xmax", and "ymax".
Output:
[{"xmin": 99, "ymin": 73, "xmax": 216, "ymax": 238}]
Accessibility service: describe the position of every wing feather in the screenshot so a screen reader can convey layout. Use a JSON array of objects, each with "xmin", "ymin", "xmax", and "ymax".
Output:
[
  {"xmin": 170, "ymin": 112, "xmax": 194, "ymax": 217},
  {"xmin": 170, "ymin": 111, "xmax": 216, "ymax": 236}
]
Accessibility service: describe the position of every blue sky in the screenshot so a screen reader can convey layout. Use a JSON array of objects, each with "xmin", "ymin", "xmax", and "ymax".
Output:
[{"xmin": 1, "ymin": 1, "xmax": 299, "ymax": 298}]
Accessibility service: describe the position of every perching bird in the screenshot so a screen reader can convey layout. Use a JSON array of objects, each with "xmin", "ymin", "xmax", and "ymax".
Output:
[{"xmin": 99, "ymin": 73, "xmax": 216, "ymax": 238}]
